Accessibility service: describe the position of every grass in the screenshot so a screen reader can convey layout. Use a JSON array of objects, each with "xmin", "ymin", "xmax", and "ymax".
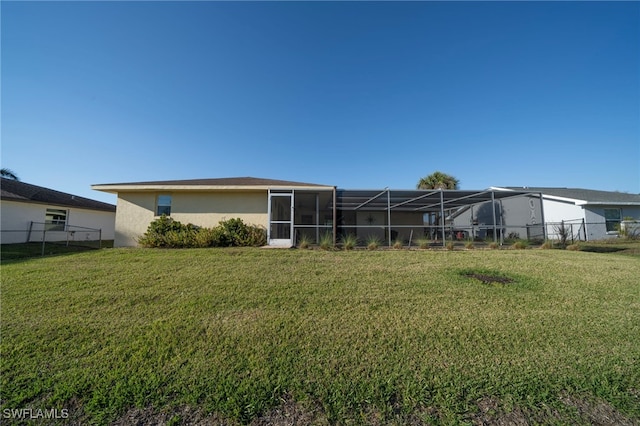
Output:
[
  {"xmin": 1, "ymin": 244, "xmax": 639, "ymax": 425},
  {"xmin": 0, "ymin": 241, "xmax": 113, "ymax": 261}
]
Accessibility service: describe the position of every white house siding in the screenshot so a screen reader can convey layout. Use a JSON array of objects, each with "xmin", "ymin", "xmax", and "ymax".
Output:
[
  {"xmin": 584, "ymin": 206, "xmax": 640, "ymax": 240},
  {"xmin": 1, "ymin": 201, "xmax": 47, "ymax": 244},
  {"xmin": 114, "ymin": 191, "xmax": 268, "ymax": 247},
  {"xmin": 0, "ymin": 200, "xmax": 115, "ymax": 244},
  {"xmin": 540, "ymin": 199, "xmax": 585, "ymax": 240}
]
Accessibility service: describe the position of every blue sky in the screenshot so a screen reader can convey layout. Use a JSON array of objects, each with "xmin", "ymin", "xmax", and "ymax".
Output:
[{"xmin": 2, "ymin": 1, "xmax": 639, "ymax": 204}]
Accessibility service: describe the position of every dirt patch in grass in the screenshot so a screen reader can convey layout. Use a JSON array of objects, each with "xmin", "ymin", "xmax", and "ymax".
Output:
[
  {"xmin": 462, "ymin": 271, "xmax": 515, "ymax": 285},
  {"xmin": 82, "ymin": 395, "xmax": 640, "ymax": 426},
  {"xmin": 560, "ymin": 395, "xmax": 639, "ymax": 426},
  {"xmin": 250, "ymin": 396, "xmax": 329, "ymax": 426},
  {"xmin": 468, "ymin": 396, "xmax": 639, "ymax": 426},
  {"xmin": 470, "ymin": 397, "xmax": 533, "ymax": 425},
  {"xmin": 109, "ymin": 397, "xmax": 330, "ymax": 426},
  {"xmin": 112, "ymin": 405, "xmax": 234, "ymax": 426}
]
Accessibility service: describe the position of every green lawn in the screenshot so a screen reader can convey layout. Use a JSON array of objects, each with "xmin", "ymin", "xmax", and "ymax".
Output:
[{"xmin": 1, "ymin": 246, "xmax": 639, "ymax": 425}]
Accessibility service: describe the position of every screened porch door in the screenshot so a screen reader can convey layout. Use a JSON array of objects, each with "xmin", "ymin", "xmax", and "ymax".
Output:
[{"xmin": 268, "ymin": 191, "xmax": 293, "ymax": 246}]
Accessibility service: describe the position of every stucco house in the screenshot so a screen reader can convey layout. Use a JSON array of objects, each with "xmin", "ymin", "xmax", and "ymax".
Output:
[
  {"xmin": 451, "ymin": 187, "xmax": 640, "ymax": 241},
  {"xmin": 1, "ymin": 178, "xmax": 116, "ymax": 244},
  {"xmin": 92, "ymin": 177, "xmax": 336, "ymax": 247},
  {"xmin": 92, "ymin": 177, "xmax": 538, "ymax": 247}
]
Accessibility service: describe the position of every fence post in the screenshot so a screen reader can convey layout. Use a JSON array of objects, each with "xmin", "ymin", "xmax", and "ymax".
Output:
[
  {"xmin": 27, "ymin": 221, "xmax": 34, "ymax": 243},
  {"xmin": 99, "ymin": 229, "xmax": 102, "ymax": 249},
  {"xmin": 41, "ymin": 230, "xmax": 46, "ymax": 257},
  {"xmin": 570, "ymin": 224, "xmax": 574, "ymax": 243}
]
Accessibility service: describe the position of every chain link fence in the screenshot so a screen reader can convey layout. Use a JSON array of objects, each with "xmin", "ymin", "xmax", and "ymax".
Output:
[{"xmin": 1, "ymin": 222, "xmax": 105, "ymax": 258}]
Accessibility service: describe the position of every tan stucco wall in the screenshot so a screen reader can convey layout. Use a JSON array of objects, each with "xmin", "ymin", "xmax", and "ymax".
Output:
[{"xmin": 114, "ymin": 191, "xmax": 268, "ymax": 247}]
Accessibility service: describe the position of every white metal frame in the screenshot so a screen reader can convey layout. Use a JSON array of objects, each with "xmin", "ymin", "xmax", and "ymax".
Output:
[{"xmin": 267, "ymin": 190, "xmax": 294, "ymax": 246}]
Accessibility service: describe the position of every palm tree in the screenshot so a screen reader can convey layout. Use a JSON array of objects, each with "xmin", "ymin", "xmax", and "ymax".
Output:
[
  {"xmin": 417, "ymin": 171, "xmax": 459, "ymax": 241},
  {"xmin": 1, "ymin": 168, "xmax": 19, "ymax": 180},
  {"xmin": 417, "ymin": 171, "xmax": 459, "ymax": 190}
]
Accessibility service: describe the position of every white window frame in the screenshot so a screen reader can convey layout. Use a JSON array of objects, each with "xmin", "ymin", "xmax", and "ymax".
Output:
[
  {"xmin": 156, "ymin": 194, "xmax": 172, "ymax": 216},
  {"xmin": 604, "ymin": 208, "xmax": 621, "ymax": 234},
  {"xmin": 45, "ymin": 208, "xmax": 68, "ymax": 231}
]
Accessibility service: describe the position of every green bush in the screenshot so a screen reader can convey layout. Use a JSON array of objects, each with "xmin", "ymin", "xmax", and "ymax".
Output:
[
  {"xmin": 138, "ymin": 216, "xmax": 266, "ymax": 248},
  {"xmin": 217, "ymin": 218, "xmax": 266, "ymax": 247},
  {"xmin": 138, "ymin": 215, "xmax": 200, "ymax": 248}
]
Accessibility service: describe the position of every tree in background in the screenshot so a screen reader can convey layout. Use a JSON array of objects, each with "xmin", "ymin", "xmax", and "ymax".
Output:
[
  {"xmin": 417, "ymin": 171, "xmax": 459, "ymax": 240},
  {"xmin": 417, "ymin": 171, "xmax": 459, "ymax": 190},
  {"xmin": 1, "ymin": 168, "xmax": 19, "ymax": 180}
]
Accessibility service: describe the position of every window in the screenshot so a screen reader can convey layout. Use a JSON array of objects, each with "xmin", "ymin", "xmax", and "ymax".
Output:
[
  {"xmin": 156, "ymin": 195, "xmax": 172, "ymax": 216},
  {"xmin": 604, "ymin": 208, "xmax": 621, "ymax": 233},
  {"xmin": 45, "ymin": 208, "xmax": 67, "ymax": 231}
]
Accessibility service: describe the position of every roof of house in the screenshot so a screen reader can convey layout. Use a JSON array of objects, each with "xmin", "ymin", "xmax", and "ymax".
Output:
[
  {"xmin": 496, "ymin": 187, "xmax": 640, "ymax": 205},
  {"xmin": 92, "ymin": 176, "xmax": 335, "ymax": 193},
  {"xmin": 1, "ymin": 178, "xmax": 116, "ymax": 212}
]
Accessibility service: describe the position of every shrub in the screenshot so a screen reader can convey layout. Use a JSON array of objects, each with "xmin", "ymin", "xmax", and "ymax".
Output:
[
  {"xmin": 392, "ymin": 238, "xmax": 404, "ymax": 250},
  {"xmin": 566, "ymin": 243, "xmax": 581, "ymax": 251},
  {"xmin": 511, "ymin": 240, "xmax": 528, "ymax": 250},
  {"xmin": 417, "ymin": 238, "xmax": 430, "ymax": 249},
  {"xmin": 138, "ymin": 216, "xmax": 265, "ymax": 248},
  {"xmin": 553, "ymin": 221, "xmax": 571, "ymax": 248},
  {"xmin": 540, "ymin": 241, "xmax": 553, "ymax": 250},
  {"xmin": 464, "ymin": 241, "xmax": 474, "ymax": 250},
  {"xmin": 341, "ymin": 234, "xmax": 357, "ymax": 251},
  {"xmin": 488, "ymin": 242, "xmax": 499, "ymax": 250},
  {"xmin": 217, "ymin": 218, "xmax": 266, "ymax": 247},
  {"xmin": 298, "ymin": 233, "xmax": 313, "ymax": 249},
  {"xmin": 319, "ymin": 233, "xmax": 334, "ymax": 250},
  {"xmin": 138, "ymin": 216, "xmax": 200, "ymax": 248},
  {"xmin": 446, "ymin": 241, "xmax": 455, "ymax": 251},
  {"xmin": 366, "ymin": 235, "xmax": 381, "ymax": 250}
]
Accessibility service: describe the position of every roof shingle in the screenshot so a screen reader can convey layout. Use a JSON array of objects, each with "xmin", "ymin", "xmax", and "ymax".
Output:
[
  {"xmin": 503, "ymin": 187, "xmax": 640, "ymax": 204},
  {"xmin": 1, "ymin": 178, "xmax": 116, "ymax": 212}
]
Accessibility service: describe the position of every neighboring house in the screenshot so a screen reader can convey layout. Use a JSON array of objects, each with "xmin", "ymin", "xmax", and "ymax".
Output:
[
  {"xmin": 92, "ymin": 177, "xmax": 536, "ymax": 247},
  {"xmin": 1, "ymin": 178, "xmax": 116, "ymax": 244},
  {"xmin": 451, "ymin": 187, "xmax": 640, "ymax": 241}
]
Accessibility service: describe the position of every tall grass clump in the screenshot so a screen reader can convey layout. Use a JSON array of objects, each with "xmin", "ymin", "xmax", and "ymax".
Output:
[
  {"xmin": 366, "ymin": 234, "xmax": 381, "ymax": 250},
  {"xmin": 392, "ymin": 238, "xmax": 404, "ymax": 250},
  {"xmin": 297, "ymin": 233, "xmax": 313, "ymax": 249},
  {"xmin": 511, "ymin": 239, "xmax": 529, "ymax": 250},
  {"xmin": 417, "ymin": 237, "xmax": 430, "ymax": 249},
  {"xmin": 341, "ymin": 234, "xmax": 358, "ymax": 251},
  {"xmin": 319, "ymin": 232, "xmax": 334, "ymax": 250}
]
